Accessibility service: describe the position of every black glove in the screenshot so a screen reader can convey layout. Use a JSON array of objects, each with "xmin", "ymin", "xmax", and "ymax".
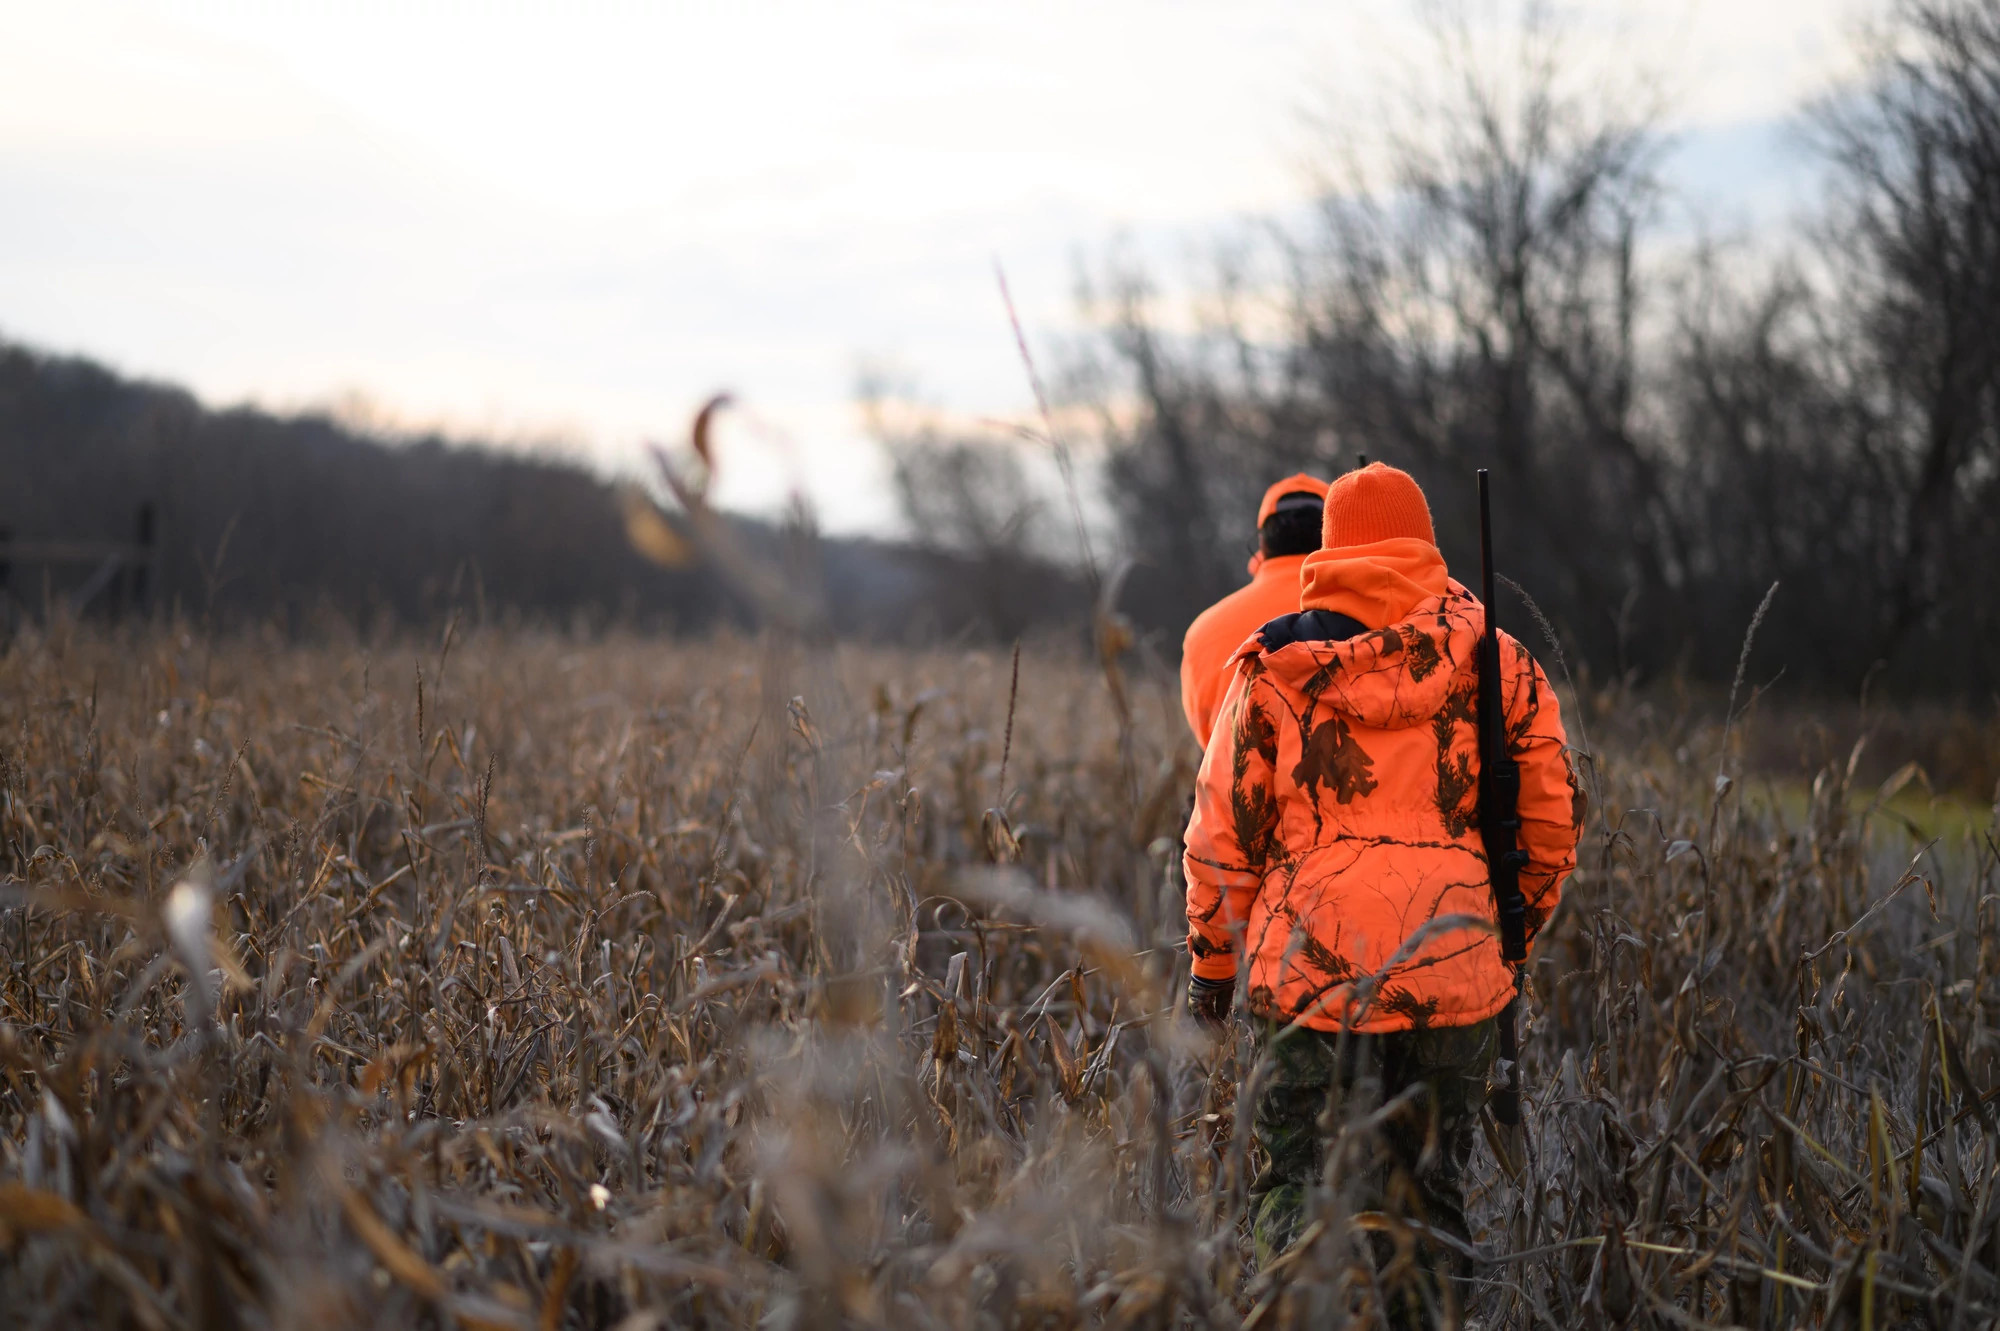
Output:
[{"xmin": 1188, "ymin": 974, "xmax": 1234, "ymax": 1030}]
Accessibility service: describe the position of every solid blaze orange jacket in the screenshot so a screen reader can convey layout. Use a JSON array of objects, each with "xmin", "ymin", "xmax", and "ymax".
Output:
[
  {"xmin": 1180, "ymin": 554, "xmax": 1309, "ymax": 748},
  {"xmin": 1182, "ymin": 538, "xmax": 1581, "ymax": 1034}
]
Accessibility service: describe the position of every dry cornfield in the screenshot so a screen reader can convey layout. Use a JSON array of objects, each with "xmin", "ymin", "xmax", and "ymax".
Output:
[{"xmin": 1, "ymin": 620, "xmax": 1996, "ymax": 1329}]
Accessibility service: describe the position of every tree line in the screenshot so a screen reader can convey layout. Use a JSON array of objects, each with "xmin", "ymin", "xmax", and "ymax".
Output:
[
  {"xmin": 883, "ymin": 0, "xmax": 2000, "ymax": 697},
  {"xmin": 0, "ymin": 342, "xmax": 1083, "ymax": 642}
]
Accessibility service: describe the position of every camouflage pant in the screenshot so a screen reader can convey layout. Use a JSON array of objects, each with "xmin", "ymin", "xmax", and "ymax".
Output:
[{"xmin": 1249, "ymin": 1018, "xmax": 1497, "ymax": 1321}]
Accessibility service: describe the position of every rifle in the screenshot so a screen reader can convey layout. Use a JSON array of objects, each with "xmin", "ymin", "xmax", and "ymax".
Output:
[{"xmin": 1475, "ymin": 469, "xmax": 1531, "ymax": 1130}]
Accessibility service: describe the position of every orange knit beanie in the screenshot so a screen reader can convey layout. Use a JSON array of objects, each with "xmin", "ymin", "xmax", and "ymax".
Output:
[{"xmin": 1322, "ymin": 461, "xmax": 1435, "ymax": 548}]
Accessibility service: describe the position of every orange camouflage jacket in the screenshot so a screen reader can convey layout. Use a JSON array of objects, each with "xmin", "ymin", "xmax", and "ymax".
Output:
[{"xmin": 1182, "ymin": 538, "xmax": 1581, "ymax": 1034}]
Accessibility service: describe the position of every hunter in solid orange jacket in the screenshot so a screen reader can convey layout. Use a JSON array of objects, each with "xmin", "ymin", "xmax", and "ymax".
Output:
[
  {"xmin": 1182, "ymin": 464, "xmax": 1581, "ymax": 1034},
  {"xmin": 1180, "ymin": 475, "xmax": 1330, "ymax": 748}
]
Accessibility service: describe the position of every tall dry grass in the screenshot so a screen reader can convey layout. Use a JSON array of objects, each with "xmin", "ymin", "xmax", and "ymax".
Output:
[{"xmin": 1, "ymin": 620, "xmax": 1996, "ymax": 1328}]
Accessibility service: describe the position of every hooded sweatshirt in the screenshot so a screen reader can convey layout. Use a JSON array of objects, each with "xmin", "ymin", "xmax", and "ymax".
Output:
[
  {"xmin": 1179, "ymin": 552, "xmax": 1310, "ymax": 747},
  {"xmin": 1180, "ymin": 473, "xmax": 1332, "ymax": 748},
  {"xmin": 1181, "ymin": 538, "xmax": 1581, "ymax": 1034}
]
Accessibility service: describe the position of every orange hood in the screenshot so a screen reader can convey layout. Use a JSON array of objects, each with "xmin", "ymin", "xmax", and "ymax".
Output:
[
  {"xmin": 1296, "ymin": 536, "xmax": 1448, "ymax": 628},
  {"xmin": 1230, "ymin": 541, "xmax": 1474, "ymax": 735},
  {"xmin": 1247, "ymin": 586, "xmax": 1482, "ymax": 733}
]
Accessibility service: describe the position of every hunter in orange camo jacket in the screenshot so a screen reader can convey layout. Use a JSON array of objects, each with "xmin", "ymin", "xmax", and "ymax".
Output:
[{"xmin": 1182, "ymin": 463, "xmax": 1582, "ymax": 1035}]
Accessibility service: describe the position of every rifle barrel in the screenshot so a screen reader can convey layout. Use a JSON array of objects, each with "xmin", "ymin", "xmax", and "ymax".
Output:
[
  {"xmin": 1475, "ymin": 467, "xmax": 1527, "ymax": 1129},
  {"xmin": 1478, "ymin": 470, "xmax": 1496, "ymax": 640}
]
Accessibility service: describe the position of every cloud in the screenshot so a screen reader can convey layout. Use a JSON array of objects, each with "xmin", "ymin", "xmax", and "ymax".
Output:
[{"xmin": 0, "ymin": 0, "xmax": 1879, "ymax": 532}]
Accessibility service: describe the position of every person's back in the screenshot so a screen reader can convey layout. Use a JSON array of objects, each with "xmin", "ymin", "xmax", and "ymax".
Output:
[
  {"xmin": 1181, "ymin": 463, "xmax": 1582, "ymax": 1323},
  {"xmin": 1179, "ymin": 474, "xmax": 1328, "ymax": 748}
]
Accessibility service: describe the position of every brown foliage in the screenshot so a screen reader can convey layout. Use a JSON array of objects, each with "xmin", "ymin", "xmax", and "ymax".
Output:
[{"xmin": 0, "ymin": 623, "xmax": 1997, "ymax": 1327}]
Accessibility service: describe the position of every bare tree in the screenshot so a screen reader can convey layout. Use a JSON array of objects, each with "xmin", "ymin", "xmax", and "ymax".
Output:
[
  {"xmin": 1664, "ymin": 257, "xmax": 1896, "ymax": 681},
  {"xmin": 1080, "ymin": 1, "xmax": 1678, "ymax": 667},
  {"xmin": 1083, "ymin": 0, "xmax": 2000, "ymax": 696},
  {"xmin": 1816, "ymin": 0, "xmax": 2000, "ymax": 673},
  {"xmin": 865, "ymin": 381, "xmax": 1082, "ymax": 640}
]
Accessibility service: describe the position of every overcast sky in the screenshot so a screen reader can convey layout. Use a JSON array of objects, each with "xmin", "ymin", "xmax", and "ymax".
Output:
[{"xmin": 1, "ymin": 0, "xmax": 1874, "ymax": 532}]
